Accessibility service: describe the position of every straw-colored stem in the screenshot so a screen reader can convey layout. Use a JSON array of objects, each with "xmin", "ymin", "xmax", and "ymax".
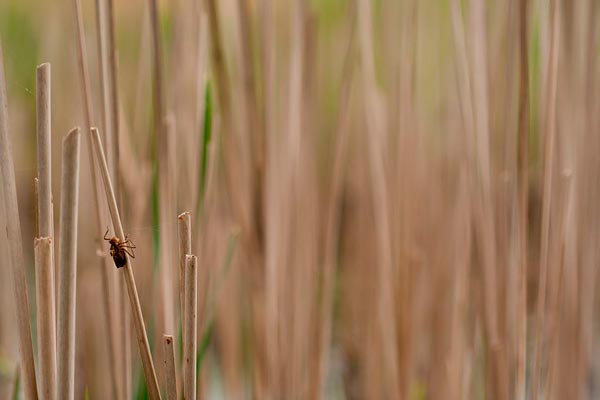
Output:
[
  {"xmin": 56, "ymin": 127, "xmax": 82, "ymax": 400},
  {"xmin": 73, "ymin": 0, "xmax": 121, "ymax": 397},
  {"xmin": 357, "ymin": 0, "xmax": 400, "ymax": 396},
  {"xmin": 149, "ymin": 0, "xmax": 176, "ymax": 339},
  {"xmin": 178, "ymin": 212, "xmax": 191, "ymax": 323},
  {"xmin": 516, "ymin": 0, "xmax": 529, "ymax": 399},
  {"xmin": 163, "ymin": 335, "xmax": 177, "ymax": 400},
  {"xmin": 184, "ymin": 255, "xmax": 198, "ymax": 400},
  {"xmin": 35, "ymin": 237, "xmax": 57, "ymax": 400},
  {"xmin": 106, "ymin": 0, "xmax": 120, "ymax": 189},
  {"xmin": 101, "ymin": 259, "xmax": 121, "ymax": 399},
  {"xmin": 36, "ymin": 63, "xmax": 53, "ymax": 237},
  {"xmin": 206, "ymin": 0, "xmax": 231, "ymax": 115},
  {"xmin": 35, "ymin": 66, "xmax": 57, "ymax": 400},
  {"xmin": 0, "ymin": 43, "xmax": 38, "ymax": 400},
  {"xmin": 317, "ymin": 8, "xmax": 355, "ymax": 393},
  {"xmin": 148, "ymin": 0, "xmax": 165, "ymax": 136},
  {"xmin": 91, "ymin": 127, "xmax": 162, "ymax": 400},
  {"xmin": 531, "ymin": 0, "xmax": 560, "ymax": 397}
]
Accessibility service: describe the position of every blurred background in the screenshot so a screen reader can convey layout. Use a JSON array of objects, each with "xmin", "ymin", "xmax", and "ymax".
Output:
[{"xmin": 0, "ymin": 0, "xmax": 599, "ymax": 398}]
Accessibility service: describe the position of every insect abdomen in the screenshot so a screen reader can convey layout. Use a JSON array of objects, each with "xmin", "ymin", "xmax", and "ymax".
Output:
[{"xmin": 113, "ymin": 252, "xmax": 127, "ymax": 268}]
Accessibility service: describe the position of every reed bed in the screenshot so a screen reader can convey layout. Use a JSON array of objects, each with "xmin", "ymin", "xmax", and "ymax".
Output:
[{"xmin": 2, "ymin": 0, "xmax": 600, "ymax": 399}]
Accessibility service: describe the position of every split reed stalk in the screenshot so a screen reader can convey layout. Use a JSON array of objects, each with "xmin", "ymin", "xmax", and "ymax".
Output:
[
  {"xmin": 57, "ymin": 127, "xmax": 82, "ymax": 400},
  {"xmin": 34, "ymin": 237, "xmax": 57, "ymax": 400},
  {"xmin": 90, "ymin": 127, "xmax": 162, "ymax": 400},
  {"xmin": 184, "ymin": 254, "xmax": 198, "ymax": 400},
  {"xmin": 163, "ymin": 335, "xmax": 177, "ymax": 400},
  {"xmin": 72, "ymin": 0, "xmax": 120, "ymax": 396},
  {"xmin": 0, "ymin": 43, "xmax": 38, "ymax": 400},
  {"xmin": 35, "ymin": 62, "xmax": 57, "ymax": 400},
  {"xmin": 531, "ymin": 0, "xmax": 561, "ymax": 397}
]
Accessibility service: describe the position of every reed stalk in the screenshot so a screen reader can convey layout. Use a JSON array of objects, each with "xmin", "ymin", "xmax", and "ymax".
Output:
[
  {"xmin": 36, "ymin": 63, "xmax": 53, "ymax": 238},
  {"xmin": 0, "ymin": 42, "xmax": 38, "ymax": 400},
  {"xmin": 357, "ymin": 0, "xmax": 400, "ymax": 396},
  {"xmin": 516, "ymin": 0, "xmax": 529, "ymax": 398},
  {"xmin": 531, "ymin": 0, "xmax": 560, "ymax": 397},
  {"xmin": 57, "ymin": 127, "xmax": 82, "ymax": 400},
  {"xmin": 72, "ymin": 0, "xmax": 121, "ymax": 396},
  {"xmin": 183, "ymin": 255, "xmax": 198, "ymax": 400},
  {"xmin": 90, "ymin": 127, "xmax": 162, "ymax": 400},
  {"xmin": 178, "ymin": 212, "xmax": 191, "ymax": 322},
  {"xmin": 35, "ymin": 62, "xmax": 57, "ymax": 400},
  {"xmin": 163, "ymin": 335, "xmax": 177, "ymax": 400},
  {"xmin": 34, "ymin": 237, "xmax": 57, "ymax": 400}
]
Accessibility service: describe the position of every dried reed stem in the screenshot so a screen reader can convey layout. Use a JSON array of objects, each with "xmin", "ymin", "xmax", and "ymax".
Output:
[
  {"xmin": 531, "ymin": 0, "xmax": 560, "ymax": 397},
  {"xmin": 91, "ymin": 127, "xmax": 162, "ymax": 400},
  {"xmin": 35, "ymin": 237, "xmax": 57, "ymax": 400},
  {"xmin": 357, "ymin": 0, "xmax": 400, "ymax": 396},
  {"xmin": 318, "ymin": 7, "xmax": 356, "ymax": 393},
  {"xmin": 106, "ymin": 0, "xmax": 120, "ymax": 187},
  {"xmin": 178, "ymin": 212, "xmax": 192, "ymax": 322},
  {"xmin": 184, "ymin": 254, "xmax": 198, "ymax": 400},
  {"xmin": 57, "ymin": 127, "xmax": 82, "ymax": 400},
  {"xmin": 516, "ymin": 0, "xmax": 529, "ymax": 399},
  {"xmin": 36, "ymin": 63, "xmax": 53, "ymax": 237},
  {"xmin": 35, "ymin": 62, "xmax": 57, "ymax": 400},
  {"xmin": 163, "ymin": 335, "xmax": 177, "ymax": 400},
  {"xmin": 72, "ymin": 0, "xmax": 121, "ymax": 396},
  {"xmin": 149, "ymin": 0, "xmax": 176, "ymax": 338},
  {"xmin": 0, "ymin": 43, "xmax": 38, "ymax": 400},
  {"xmin": 148, "ymin": 0, "xmax": 165, "ymax": 134}
]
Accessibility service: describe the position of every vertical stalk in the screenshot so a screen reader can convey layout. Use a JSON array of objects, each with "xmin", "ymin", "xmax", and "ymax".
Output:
[
  {"xmin": 57, "ymin": 128, "xmax": 82, "ymax": 400},
  {"xmin": 178, "ymin": 212, "xmax": 191, "ymax": 324},
  {"xmin": 35, "ymin": 62, "xmax": 57, "ymax": 400},
  {"xmin": 531, "ymin": 0, "xmax": 561, "ymax": 397},
  {"xmin": 91, "ymin": 127, "xmax": 162, "ymax": 400},
  {"xmin": 163, "ymin": 335, "xmax": 177, "ymax": 400},
  {"xmin": 34, "ymin": 237, "xmax": 57, "ymax": 400},
  {"xmin": 72, "ymin": 0, "xmax": 120, "ymax": 396},
  {"xmin": 0, "ymin": 43, "xmax": 38, "ymax": 400},
  {"xmin": 516, "ymin": 0, "xmax": 529, "ymax": 398},
  {"xmin": 183, "ymin": 255, "xmax": 198, "ymax": 400}
]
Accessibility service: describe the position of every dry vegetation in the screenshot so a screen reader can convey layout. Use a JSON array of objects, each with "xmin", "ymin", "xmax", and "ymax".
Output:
[{"xmin": 0, "ymin": 0, "xmax": 599, "ymax": 399}]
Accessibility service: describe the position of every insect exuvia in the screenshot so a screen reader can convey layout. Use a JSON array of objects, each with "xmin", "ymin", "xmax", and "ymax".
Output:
[{"xmin": 104, "ymin": 227, "xmax": 136, "ymax": 268}]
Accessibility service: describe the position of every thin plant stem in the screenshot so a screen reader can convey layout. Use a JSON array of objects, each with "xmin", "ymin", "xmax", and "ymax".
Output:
[
  {"xmin": 531, "ymin": 0, "xmax": 561, "ymax": 397},
  {"xmin": 91, "ymin": 127, "xmax": 162, "ymax": 400},
  {"xmin": 184, "ymin": 255, "xmax": 198, "ymax": 400},
  {"xmin": 36, "ymin": 63, "xmax": 53, "ymax": 238},
  {"xmin": 34, "ymin": 237, "xmax": 57, "ymax": 400},
  {"xmin": 178, "ymin": 212, "xmax": 192, "ymax": 326},
  {"xmin": 35, "ymin": 62, "xmax": 57, "ymax": 400},
  {"xmin": 57, "ymin": 127, "xmax": 82, "ymax": 400},
  {"xmin": 0, "ymin": 43, "xmax": 38, "ymax": 400},
  {"xmin": 163, "ymin": 335, "xmax": 177, "ymax": 400},
  {"xmin": 516, "ymin": 0, "xmax": 529, "ymax": 398}
]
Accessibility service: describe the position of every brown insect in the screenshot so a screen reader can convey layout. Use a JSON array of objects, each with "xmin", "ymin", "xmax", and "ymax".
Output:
[{"xmin": 103, "ymin": 228, "xmax": 136, "ymax": 268}]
